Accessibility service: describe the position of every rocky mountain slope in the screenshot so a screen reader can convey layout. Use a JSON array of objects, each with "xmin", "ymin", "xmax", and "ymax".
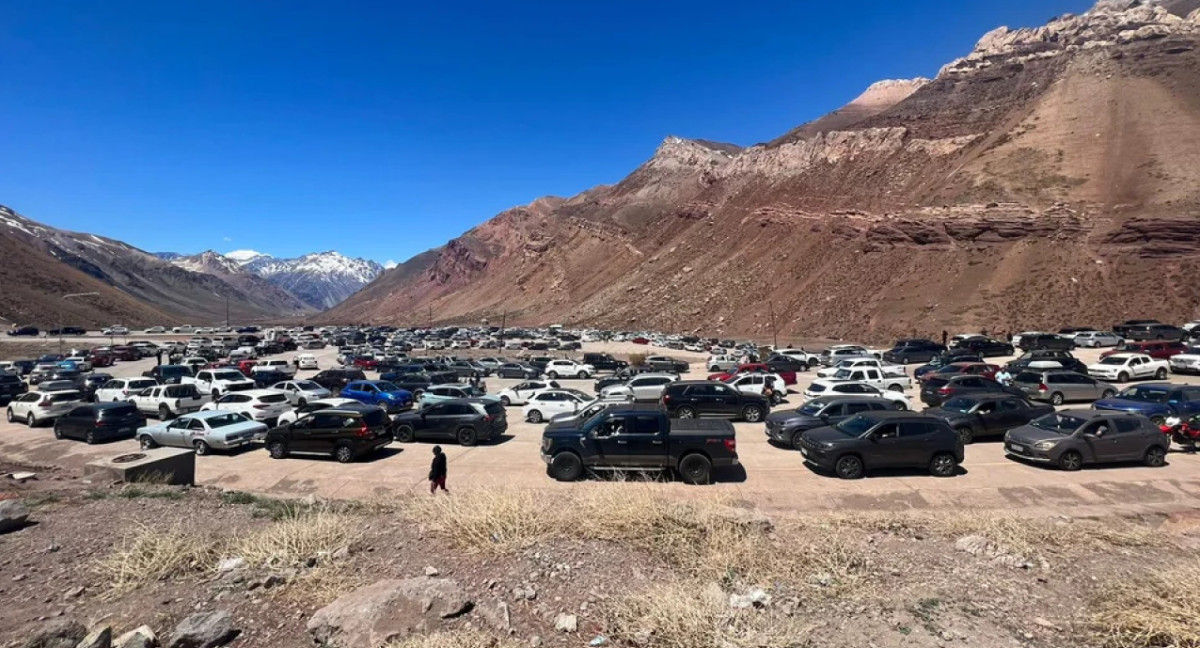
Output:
[
  {"xmin": 0, "ymin": 206, "xmax": 313, "ymax": 327},
  {"xmin": 327, "ymin": 0, "xmax": 1200, "ymax": 340}
]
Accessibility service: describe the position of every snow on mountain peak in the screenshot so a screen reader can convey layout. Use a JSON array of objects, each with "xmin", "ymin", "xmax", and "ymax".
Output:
[{"xmin": 225, "ymin": 249, "xmax": 270, "ymax": 264}]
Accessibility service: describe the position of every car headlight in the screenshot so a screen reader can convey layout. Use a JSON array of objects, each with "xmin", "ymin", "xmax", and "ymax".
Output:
[
  {"xmin": 819, "ymin": 442, "xmax": 836, "ymax": 450},
  {"xmin": 1034, "ymin": 441, "xmax": 1057, "ymax": 451}
]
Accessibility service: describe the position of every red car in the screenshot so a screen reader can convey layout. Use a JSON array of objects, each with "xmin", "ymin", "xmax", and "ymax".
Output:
[
  {"xmin": 111, "ymin": 345, "xmax": 139, "ymax": 361},
  {"xmin": 236, "ymin": 359, "xmax": 258, "ymax": 376},
  {"xmin": 631, "ymin": 337, "xmax": 649, "ymax": 345},
  {"xmin": 353, "ymin": 355, "xmax": 379, "ymax": 370},
  {"xmin": 1100, "ymin": 340, "xmax": 1188, "ymax": 360},
  {"xmin": 925, "ymin": 362, "xmax": 999, "ymax": 382},
  {"xmin": 89, "ymin": 351, "xmax": 114, "ymax": 368},
  {"xmin": 708, "ymin": 363, "xmax": 798, "ymax": 386}
]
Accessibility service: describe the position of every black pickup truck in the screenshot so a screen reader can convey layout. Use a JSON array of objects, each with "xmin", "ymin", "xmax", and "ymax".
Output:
[
  {"xmin": 541, "ymin": 408, "xmax": 738, "ymax": 485},
  {"xmin": 583, "ymin": 353, "xmax": 628, "ymax": 372}
]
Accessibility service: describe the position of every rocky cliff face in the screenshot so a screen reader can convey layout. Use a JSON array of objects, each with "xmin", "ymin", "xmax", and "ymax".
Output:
[{"xmin": 326, "ymin": 0, "xmax": 1200, "ymax": 340}]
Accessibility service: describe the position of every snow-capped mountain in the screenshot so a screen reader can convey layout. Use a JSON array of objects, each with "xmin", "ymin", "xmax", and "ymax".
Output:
[{"xmin": 160, "ymin": 249, "xmax": 384, "ymax": 309}]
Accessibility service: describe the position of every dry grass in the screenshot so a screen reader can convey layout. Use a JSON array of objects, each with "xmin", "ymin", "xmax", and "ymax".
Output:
[
  {"xmin": 94, "ymin": 522, "xmax": 220, "ymax": 593},
  {"xmin": 628, "ymin": 353, "xmax": 647, "ymax": 366},
  {"xmin": 385, "ymin": 630, "xmax": 523, "ymax": 648},
  {"xmin": 1091, "ymin": 561, "xmax": 1200, "ymax": 648},
  {"xmin": 606, "ymin": 581, "xmax": 811, "ymax": 648},
  {"xmin": 233, "ymin": 508, "xmax": 359, "ymax": 569}
]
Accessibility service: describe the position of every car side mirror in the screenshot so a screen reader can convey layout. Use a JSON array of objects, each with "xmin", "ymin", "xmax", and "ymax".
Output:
[{"xmin": 819, "ymin": 413, "xmax": 830, "ymax": 422}]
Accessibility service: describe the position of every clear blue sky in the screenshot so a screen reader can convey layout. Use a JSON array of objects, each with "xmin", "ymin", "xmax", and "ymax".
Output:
[{"xmin": 1, "ymin": 0, "xmax": 1090, "ymax": 265}]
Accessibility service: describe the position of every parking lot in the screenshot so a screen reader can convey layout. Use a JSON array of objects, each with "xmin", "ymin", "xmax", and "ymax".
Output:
[{"xmin": 4, "ymin": 335, "xmax": 1200, "ymax": 516}]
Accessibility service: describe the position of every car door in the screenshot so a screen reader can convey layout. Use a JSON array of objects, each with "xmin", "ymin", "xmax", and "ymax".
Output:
[
  {"xmin": 160, "ymin": 418, "xmax": 189, "ymax": 447},
  {"xmin": 60, "ymin": 407, "xmax": 91, "ymax": 439},
  {"xmin": 1110, "ymin": 417, "xmax": 1151, "ymax": 460},
  {"xmin": 420, "ymin": 403, "xmax": 456, "ymax": 438},
  {"xmin": 292, "ymin": 413, "xmax": 335, "ymax": 453},
  {"xmin": 821, "ymin": 402, "xmax": 850, "ymax": 424},
  {"xmin": 710, "ymin": 383, "xmax": 741, "ymax": 416},
  {"xmin": 1077, "ymin": 420, "xmax": 1120, "ymax": 462},
  {"xmin": 861, "ymin": 422, "xmax": 904, "ymax": 469},
  {"xmin": 991, "ymin": 398, "xmax": 1029, "ymax": 431},
  {"xmin": 591, "ymin": 414, "xmax": 638, "ymax": 466}
]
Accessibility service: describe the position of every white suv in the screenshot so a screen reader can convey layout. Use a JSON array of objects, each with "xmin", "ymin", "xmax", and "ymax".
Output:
[
  {"xmin": 200, "ymin": 389, "xmax": 293, "ymax": 423},
  {"xmin": 543, "ymin": 359, "xmax": 595, "ymax": 379},
  {"xmin": 7, "ymin": 391, "xmax": 84, "ymax": 426},
  {"xmin": 95, "ymin": 378, "xmax": 160, "ymax": 403},
  {"xmin": 600, "ymin": 374, "xmax": 678, "ymax": 402}
]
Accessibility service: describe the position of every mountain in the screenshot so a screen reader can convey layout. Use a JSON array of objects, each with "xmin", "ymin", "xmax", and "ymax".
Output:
[
  {"xmin": 327, "ymin": 1, "xmax": 1200, "ymax": 340},
  {"xmin": 0, "ymin": 206, "xmax": 315, "ymax": 327}
]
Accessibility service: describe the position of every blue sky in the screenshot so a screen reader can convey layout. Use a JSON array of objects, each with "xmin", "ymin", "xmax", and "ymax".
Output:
[{"xmin": 0, "ymin": 0, "xmax": 1091, "ymax": 265}]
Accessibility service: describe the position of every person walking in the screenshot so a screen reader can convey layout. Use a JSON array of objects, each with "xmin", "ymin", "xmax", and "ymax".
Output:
[
  {"xmin": 429, "ymin": 446, "xmax": 448, "ymax": 495},
  {"xmin": 941, "ymin": 330, "xmax": 948, "ymax": 347}
]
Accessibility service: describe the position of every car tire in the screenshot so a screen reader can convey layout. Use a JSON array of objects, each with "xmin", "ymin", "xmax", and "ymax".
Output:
[
  {"xmin": 741, "ymin": 405, "xmax": 764, "ymax": 423},
  {"xmin": 332, "ymin": 444, "xmax": 355, "ymax": 463},
  {"xmin": 139, "ymin": 436, "xmax": 157, "ymax": 449},
  {"xmin": 394, "ymin": 424, "xmax": 415, "ymax": 443},
  {"xmin": 5, "ymin": 408, "xmax": 12, "ymax": 423},
  {"xmin": 771, "ymin": 392, "xmax": 783, "ymax": 406},
  {"xmin": 1102, "ymin": 389, "xmax": 1116, "ymax": 399},
  {"xmin": 268, "ymin": 441, "xmax": 289, "ymax": 459},
  {"xmin": 676, "ymin": 406, "xmax": 696, "ymax": 419},
  {"xmin": 500, "ymin": 396, "xmax": 511, "ymax": 407},
  {"xmin": 27, "ymin": 413, "xmax": 36, "ymax": 428},
  {"xmin": 85, "ymin": 430, "xmax": 95, "ymax": 445},
  {"xmin": 158, "ymin": 404, "xmax": 172, "ymax": 420},
  {"xmin": 1150, "ymin": 415, "xmax": 1166, "ymax": 426},
  {"xmin": 709, "ymin": 365, "xmax": 720, "ymax": 372},
  {"xmin": 956, "ymin": 426, "xmax": 974, "ymax": 445},
  {"xmin": 1050, "ymin": 392, "xmax": 1065, "ymax": 406},
  {"xmin": 1058, "ymin": 450, "xmax": 1083, "ymax": 472},
  {"xmin": 678, "ymin": 453, "xmax": 712, "ymax": 485},
  {"xmin": 297, "ymin": 398, "xmax": 307, "ymax": 408},
  {"xmin": 1144, "ymin": 446, "xmax": 1168, "ymax": 467},
  {"xmin": 547, "ymin": 371, "xmax": 558, "ymax": 379},
  {"xmin": 549, "ymin": 452, "xmax": 583, "ymax": 482},
  {"xmin": 894, "ymin": 401, "xmax": 908, "ymax": 411},
  {"xmin": 457, "ymin": 427, "xmax": 478, "ymax": 446},
  {"xmin": 53, "ymin": 425, "xmax": 63, "ymax": 440},
  {"xmin": 1117, "ymin": 372, "xmax": 1129, "ymax": 383},
  {"xmin": 835, "ymin": 455, "xmax": 865, "ymax": 480},
  {"xmin": 193, "ymin": 440, "xmax": 210, "ymax": 456},
  {"xmin": 888, "ymin": 384, "xmax": 903, "ymax": 392},
  {"xmin": 1155, "ymin": 368, "xmax": 1168, "ymax": 380},
  {"xmin": 930, "ymin": 453, "xmax": 958, "ymax": 477},
  {"xmin": 790, "ymin": 431, "xmax": 805, "ymax": 451},
  {"xmin": 527, "ymin": 410, "xmax": 544, "ymax": 424}
]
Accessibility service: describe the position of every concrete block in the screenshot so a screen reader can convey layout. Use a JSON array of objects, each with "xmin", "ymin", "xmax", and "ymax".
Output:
[{"xmin": 84, "ymin": 448, "xmax": 195, "ymax": 485}]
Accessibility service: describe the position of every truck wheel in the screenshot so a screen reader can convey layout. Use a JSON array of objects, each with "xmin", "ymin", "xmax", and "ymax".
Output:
[
  {"xmin": 834, "ymin": 455, "xmax": 864, "ymax": 479},
  {"xmin": 268, "ymin": 441, "xmax": 289, "ymax": 459},
  {"xmin": 929, "ymin": 453, "xmax": 958, "ymax": 477},
  {"xmin": 888, "ymin": 384, "xmax": 903, "ymax": 392},
  {"xmin": 678, "ymin": 453, "xmax": 712, "ymax": 485},
  {"xmin": 394, "ymin": 424, "xmax": 415, "ymax": 443},
  {"xmin": 212, "ymin": 390, "xmax": 220, "ymax": 400},
  {"xmin": 158, "ymin": 404, "xmax": 172, "ymax": 420},
  {"xmin": 1156, "ymin": 368, "xmax": 1168, "ymax": 380},
  {"xmin": 741, "ymin": 405, "xmax": 764, "ymax": 423},
  {"xmin": 549, "ymin": 452, "xmax": 583, "ymax": 482},
  {"xmin": 1050, "ymin": 392, "xmax": 1064, "ymax": 406},
  {"xmin": 527, "ymin": 410, "xmax": 544, "ymax": 423},
  {"xmin": 333, "ymin": 444, "xmax": 355, "ymax": 463},
  {"xmin": 140, "ymin": 436, "xmax": 157, "ymax": 450},
  {"xmin": 1117, "ymin": 372, "xmax": 1129, "ymax": 383},
  {"xmin": 675, "ymin": 406, "xmax": 696, "ymax": 419},
  {"xmin": 456, "ymin": 426, "xmax": 478, "ymax": 446}
]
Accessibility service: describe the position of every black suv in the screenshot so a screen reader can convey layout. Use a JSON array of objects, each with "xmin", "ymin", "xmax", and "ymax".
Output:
[
  {"xmin": 391, "ymin": 398, "xmax": 507, "ymax": 446},
  {"xmin": 0, "ymin": 373, "xmax": 28, "ymax": 402},
  {"xmin": 882, "ymin": 339, "xmax": 947, "ymax": 365},
  {"xmin": 265, "ymin": 403, "xmax": 392, "ymax": 463},
  {"xmin": 311, "ymin": 368, "xmax": 368, "ymax": 392},
  {"xmin": 765, "ymin": 396, "xmax": 897, "ymax": 449},
  {"xmin": 583, "ymin": 353, "xmax": 627, "ymax": 372},
  {"xmin": 142, "ymin": 364, "xmax": 194, "ymax": 385},
  {"xmin": 1113, "ymin": 319, "xmax": 1161, "ymax": 337},
  {"xmin": 53, "ymin": 402, "xmax": 145, "ymax": 444},
  {"xmin": 1017, "ymin": 333, "xmax": 1074, "ymax": 352},
  {"xmin": 1125, "ymin": 323, "xmax": 1185, "ymax": 341},
  {"xmin": 953, "ymin": 337, "xmax": 1015, "ymax": 358},
  {"xmin": 660, "ymin": 381, "xmax": 771, "ymax": 422},
  {"xmin": 923, "ymin": 394, "xmax": 1054, "ymax": 445},
  {"xmin": 797, "ymin": 411, "xmax": 963, "ymax": 479},
  {"xmin": 1005, "ymin": 350, "xmax": 1087, "ymax": 374}
]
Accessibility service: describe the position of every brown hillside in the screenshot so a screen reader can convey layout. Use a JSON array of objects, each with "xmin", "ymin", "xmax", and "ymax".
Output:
[{"xmin": 326, "ymin": 1, "xmax": 1200, "ymax": 340}]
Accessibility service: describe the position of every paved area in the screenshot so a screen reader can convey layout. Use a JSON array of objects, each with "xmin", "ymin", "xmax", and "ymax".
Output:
[{"xmin": 3, "ymin": 336, "xmax": 1200, "ymax": 517}]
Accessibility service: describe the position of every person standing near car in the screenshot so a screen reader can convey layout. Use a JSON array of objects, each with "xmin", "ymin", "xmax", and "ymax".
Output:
[
  {"xmin": 429, "ymin": 446, "xmax": 448, "ymax": 495},
  {"xmin": 155, "ymin": 348, "xmax": 163, "ymax": 366}
]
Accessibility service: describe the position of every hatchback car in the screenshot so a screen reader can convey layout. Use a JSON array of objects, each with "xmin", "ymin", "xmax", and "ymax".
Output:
[
  {"xmin": 1073, "ymin": 331, "xmax": 1123, "ymax": 348},
  {"xmin": 200, "ymin": 389, "xmax": 293, "ymax": 424},
  {"xmin": 265, "ymin": 403, "xmax": 393, "ymax": 463},
  {"xmin": 924, "ymin": 394, "xmax": 1054, "ymax": 444},
  {"xmin": 881, "ymin": 339, "xmax": 947, "ymax": 365},
  {"xmin": 391, "ymin": 398, "xmax": 508, "ymax": 446},
  {"xmin": 53, "ymin": 402, "xmax": 144, "ymax": 444},
  {"xmin": 1004, "ymin": 410, "xmax": 1169, "ymax": 470},
  {"xmin": 339, "ymin": 380, "xmax": 413, "ymax": 413},
  {"xmin": 522, "ymin": 389, "xmax": 592, "ymax": 423},
  {"xmin": 796, "ymin": 411, "xmax": 963, "ymax": 479},
  {"xmin": 7, "ymin": 390, "xmax": 84, "ymax": 426},
  {"xmin": 271, "ymin": 380, "xmax": 333, "ymax": 406},
  {"xmin": 1011, "ymin": 370, "xmax": 1117, "ymax": 405}
]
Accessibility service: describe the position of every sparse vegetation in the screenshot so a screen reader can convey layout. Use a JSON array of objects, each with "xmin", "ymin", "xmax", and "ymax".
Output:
[
  {"xmin": 234, "ymin": 508, "xmax": 358, "ymax": 569},
  {"xmin": 118, "ymin": 485, "xmax": 184, "ymax": 500},
  {"xmin": 1091, "ymin": 561, "xmax": 1200, "ymax": 648},
  {"xmin": 628, "ymin": 353, "xmax": 647, "ymax": 367},
  {"xmin": 386, "ymin": 630, "xmax": 523, "ymax": 648},
  {"xmin": 94, "ymin": 523, "xmax": 220, "ymax": 593}
]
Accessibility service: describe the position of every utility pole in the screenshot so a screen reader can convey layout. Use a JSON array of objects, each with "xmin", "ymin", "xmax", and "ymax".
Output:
[
  {"xmin": 428, "ymin": 306, "xmax": 433, "ymax": 331},
  {"xmin": 225, "ymin": 295, "xmax": 230, "ymax": 329},
  {"xmin": 500, "ymin": 310, "xmax": 507, "ymax": 340},
  {"xmin": 60, "ymin": 292, "xmax": 99, "ymax": 355},
  {"xmin": 768, "ymin": 300, "xmax": 778, "ymax": 350}
]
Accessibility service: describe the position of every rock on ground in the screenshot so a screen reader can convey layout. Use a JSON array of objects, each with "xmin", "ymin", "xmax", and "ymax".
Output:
[
  {"xmin": 306, "ymin": 577, "xmax": 472, "ymax": 647},
  {"xmin": 167, "ymin": 610, "xmax": 237, "ymax": 648},
  {"xmin": 0, "ymin": 499, "xmax": 31, "ymax": 534},
  {"xmin": 113, "ymin": 626, "xmax": 156, "ymax": 648},
  {"xmin": 76, "ymin": 626, "xmax": 113, "ymax": 648},
  {"xmin": 21, "ymin": 618, "xmax": 85, "ymax": 648},
  {"xmin": 554, "ymin": 614, "xmax": 578, "ymax": 633}
]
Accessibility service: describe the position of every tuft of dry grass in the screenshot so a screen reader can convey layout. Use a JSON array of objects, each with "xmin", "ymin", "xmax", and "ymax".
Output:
[
  {"xmin": 94, "ymin": 522, "xmax": 220, "ymax": 593},
  {"xmin": 1091, "ymin": 561, "xmax": 1200, "ymax": 648},
  {"xmin": 385, "ymin": 630, "xmax": 523, "ymax": 648},
  {"xmin": 606, "ymin": 581, "xmax": 811, "ymax": 648},
  {"xmin": 233, "ymin": 508, "xmax": 359, "ymax": 569}
]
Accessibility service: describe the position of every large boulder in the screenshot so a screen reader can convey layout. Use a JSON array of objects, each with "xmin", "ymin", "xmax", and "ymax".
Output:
[
  {"xmin": 307, "ymin": 577, "xmax": 472, "ymax": 648},
  {"xmin": 113, "ymin": 626, "xmax": 156, "ymax": 648},
  {"xmin": 75, "ymin": 625, "xmax": 112, "ymax": 648},
  {"xmin": 21, "ymin": 618, "xmax": 86, "ymax": 648},
  {"xmin": 167, "ymin": 611, "xmax": 237, "ymax": 648},
  {"xmin": 0, "ymin": 499, "xmax": 31, "ymax": 534}
]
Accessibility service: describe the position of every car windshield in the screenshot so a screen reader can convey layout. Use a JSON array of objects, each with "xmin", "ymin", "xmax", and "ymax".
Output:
[
  {"xmin": 376, "ymin": 382, "xmax": 401, "ymax": 392},
  {"xmin": 1031, "ymin": 413, "xmax": 1086, "ymax": 434},
  {"xmin": 294, "ymin": 381, "xmax": 321, "ymax": 390},
  {"xmin": 213, "ymin": 370, "xmax": 244, "ymax": 380},
  {"xmin": 1116, "ymin": 387, "xmax": 1165, "ymax": 403},
  {"xmin": 204, "ymin": 413, "xmax": 248, "ymax": 429},
  {"xmin": 797, "ymin": 402, "xmax": 824, "ymax": 416},
  {"xmin": 833, "ymin": 415, "xmax": 876, "ymax": 437},
  {"xmin": 940, "ymin": 397, "xmax": 977, "ymax": 414},
  {"xmin": 1099, "ymin": 357, "xmax": 1128, "ymax": 366},
  {"xmin": 834, "ymin": 369, "xmax": 853, "ymax": 379}
]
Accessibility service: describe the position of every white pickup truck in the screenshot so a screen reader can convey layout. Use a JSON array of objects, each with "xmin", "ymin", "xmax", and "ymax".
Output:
[
  {"xmin": 182, "ymin": 368, "xmax": 256, "ymax": 399},
  {"xmin": 810, "ymin": 367, "xmax": 912, "ymax": 393},
  {"xmin": 816, "ymin": 358, "xmax": 906, "ymax": 379},
  {"xmin": 1087, "ymin": 353, "xmax": 1169, "ymax": 383},
  {"xmin": 129, "ymin": 384, "xmax": 209, "ymax": 419}
]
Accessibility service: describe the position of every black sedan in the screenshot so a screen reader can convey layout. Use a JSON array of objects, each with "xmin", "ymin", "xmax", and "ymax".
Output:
[
  {"xmin": 954, "ymin": 337, "xmax": 1015, "ymax": 358},
  {"xmin": 923, "ymin": 394, "xmax": 1054, "ymax": 444}
]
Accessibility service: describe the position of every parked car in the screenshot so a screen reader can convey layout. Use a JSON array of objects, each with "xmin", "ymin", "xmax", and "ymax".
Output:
[
  {"xmin": 804, "ymin": 381, "xmax": 911, "ymax": 408},
  {"xmin": 296, "ymin": 354, "xmax": 319, "ymax": 370},
  {"xmin": 495, "ymin": 362, "xmax": 539, "ymax": 379},
  {"xmin": 920, "ymin": 375, "xmax": 1021, "ymax": 407},
  {"xmin": 817, "ymin": 358, "xmax": 906, "ymax": 380},
  {"xmin": 1101, "ymin": 340, "xmax": 1189, "ymax": 361},
  {"xmin": 914, "ymin": 354, "xmax": 983, "ymax": 379},
  {"xmin": 706, "ymin": 354, "xmax": 740, "ymax": 372},
  {"xmin": 540, "ymin": 407, "xmax": 738, "ymax": 485},
  {"xmin": 796, "ymin": 411, "xmax": 963, "ymax": 479},
  {"xmin": 310, "ymin": 368, "xmax": 368, "ymax": 392},
  {"xmin": 182, "ymin": 368, "xmax": 256, "ymax": 399},
  {"xmin": 925, "ymin": 362, "xmax": 1000, "ymax": 382},
  {"xmin": 496, "ymin": 380, "xmax": 560, "ymax": 406},
  {"xmin": 7, "ymin": 390, "xmax": 84, "ymax": 426},
  {"xmin": 578, "ymin": 353, "xmax": 626, "ymax": 372},
  {"xmin": 276, "ymin": 397, "xmax": 360, "ymax": 426},
  {"xmin": 1017, "ymin": 333, "xmax": 1074, "ymax": 352},
  {"xmin": 1004, "ymin": 410, "xmax": 1169, "ymax": 470},
  {"xmin": 764, "ymin": 396, "xmax": 897, "ymax": 449},
  {"xmin": 339, "ymin": 380, "xmax": 414, "ymax": 413},
  {"xmin": 1087, "ymin": 353, "xmax": 1170, "ymax": 383},
  {"xmin": 94, "ymin": 377, "xmax": 160, "ymax": 403},
  {"xmin": 658, "ymin": 380, "xmax": 771, "ymax": 422},
  {"xmin": 723, "ymin": 373, "xmax": 787, "ymax": 405},
  {"xmin": 255, "ymin": 359, "xmax": 297, "ymax": 378},
  {"xmin": 136, "ymin": 410, "xmax": 263, "ymax": 454},
  {"xmin": 819, "ymin": 345, "xmax": 873, "ymax": 367},
  {"xmin": 128, "ymin": 383, "xmax": 208, "ymax": 419},
  {"xmin": 418, "ymin": 384, "xmax": 498, "ymax": 409},
  {"xmin": 270, "ymin": 380, "xmax": 332, "ymax": 406},
  {"xmin": 1011, "ymin": 370, "xmax": 1117, "ymax": 404},
  {"xmin": 7, "ymin": 326, "xmax": 39, "ymax": 337},
  {"xmin": 644, "ymin": 355, "xmax": 690, "ymax": 374},
  {"xmin": 1124, "ymin": 323, "xmax": 1186, "ymax": 342},
  {"xmin": 141, "ymin": 364, "xmax": 194, "ymax": 385},
  {"xmin": 543, "ymin": 359, "xmax": 595, "ymax": 379},
  {"xmin": 392, "ymin": 398, "xmax": 508, "ymax": 446},
  {"xmin": 544, "ymin": 397, "xmax": 648, "ymax": 425},
  {"xmin": 600, "ymin": 373, "xmax": 679, "ymax": 402},
  {"xmin": 1092, "ymin": 384, "xmax": 1200, "ymax": 425},
  {"xmin": 53, "ymin": 402, "xmax": 144, "ymax": 444},
  {"xmin": 953, "ymin": 337, "xmax": 1015, "ymax": 357},
  {"xmin": 1073, "ymin": 331, "xmax": 1123, "ymax": 348},
  {"xmin": 812, "ymin": 367, "xmax": 911, "ymax": 393},
  {"xmin": 1005, "ymin": 350, "xmax": 1088, "ymax": 375},
  {"xmin": 594, "ymin": 366, "xmax": 666, "ymax": 393},
  {"xmin": 1112, "ymin": 319, "xmax": 1163, "ymax": 337},
  {"xmin": 709, "ymin": 363, "xmax": 798, "ymax": 386},
  {"xmin": 200, "ymin": 389, "xmax": 293, "ymax": 424},
  {"xmin": 882, "ymin": 339, "xmax": 947, "ymax": 365},
  {"xmin": 522, "ymin": 389, "xmax": 592, "ymax": 423},
  {"xmin": 265, "ymin": 403, "xmax": 393, "ymax": 463},
  {"xmin": 924, "ymin": 394, "xmax": 1054, "ymax": 444},
  {"xmin": 1169, "ymin": 347, "xmax": 1200, "ymax": 375}
]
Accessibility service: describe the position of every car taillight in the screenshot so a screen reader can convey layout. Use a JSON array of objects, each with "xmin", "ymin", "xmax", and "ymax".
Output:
[
  {"xmin": 723, "ymin": 438, "xmax": 737, "ymax": 453},
  {"xmin": 662, "ymin": 394, "xmax": 671, "ymax": 403},
  {"xmin": 253, "ymin": 404, "xmax": 269, "ymax": 409},
  {"xmin": 1038, "ymin": 383, "xmax": 1048, "ymax": 392},
  {"xmin": 39, "ymin": 399, "xmax": 51, "ymax": 407},
  {"xmin": 483, "ymin": 415, "xmax": 493, "ymax": 422},
  {"xmin": 356, "ymin": 423, "xmax": 369, "ymax": 437},
  {"xmin": 938, "ymin": 387, "xmax": 951, "ymax": 395}
]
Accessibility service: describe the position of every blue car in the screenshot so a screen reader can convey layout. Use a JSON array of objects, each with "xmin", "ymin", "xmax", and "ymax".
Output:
[
  {"xmin": 340, "ymin": 380, "xmax": 413, "ymax": 413},
  {"xmin": 1092, "ymin": 384, "xmax": 1200, "ymax": 424}
]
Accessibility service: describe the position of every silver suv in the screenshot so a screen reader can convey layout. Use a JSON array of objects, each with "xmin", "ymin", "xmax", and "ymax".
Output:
[{"xmin": 1012, "ymin": 370, "xmax": 1116, "ymax": 405}]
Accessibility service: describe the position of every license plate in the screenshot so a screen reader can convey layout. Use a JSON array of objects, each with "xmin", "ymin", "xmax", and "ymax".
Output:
[
  {"xmin": 1007, "ymin": 443, "xmax": 1023, "ymax": 453},
  {"xmin": 120, "ymin": 428, "xmax": 132, "ymax": 434}
]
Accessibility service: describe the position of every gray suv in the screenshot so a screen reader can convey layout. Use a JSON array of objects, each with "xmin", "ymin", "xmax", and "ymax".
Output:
[
  {"xmin": 1011, "ymin": 370, "xmax": 1117, "ymax": 405},
  {"xmin": 1004, "ymin": 410, "xmax": 1168, "ymax": 471}
]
